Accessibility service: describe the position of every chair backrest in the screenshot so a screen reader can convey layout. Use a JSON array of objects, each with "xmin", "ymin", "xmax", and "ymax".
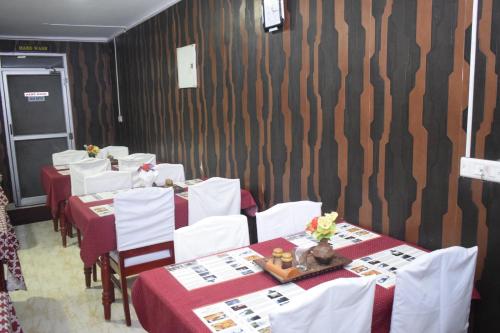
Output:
[
  {"xmin": 114, "ymin": 187, "xmax": 175, "ymax": 252},
  {"xmin": 83, "ymin": 171, "xmax": 133, "ymax": 194},
  {"xmin": 154, "ymin": 163, "xmax": 185, "ymax": 185},
  {"xmin": 174, "ymin": 215, "xmax": 249, "ymax": 262},
  {"xmin": 117, "ymin": 153, "xmax": 156, "ymax": 187},
  {"xmin": 188, "ymin": 177, "xmax": 241, "ymax": 225},
  {"xmin": 270, "ymin": 277, "xmax": 377, "ymax": 333},
  {"xmin": 97, "ymin": 146, "xmax": 129, "ymax": 159},
  {"xmin": 52, "ymin": 150, "xmax": 87, "ymax": 166},
  {"xmin": 390, "ymin": 246, "xmax": 478, "ymax": 333},
  {"xmin": 256, "ymin": 201, "xmax": 322, "ymax": 242},
  {"xmin": 70, "ymin": 158, "xmax": 110, "ymax": 196}
]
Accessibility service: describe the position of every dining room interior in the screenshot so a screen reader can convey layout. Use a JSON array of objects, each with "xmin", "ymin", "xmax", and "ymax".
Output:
[{"xmin": 0, "ymin": 0, "xmax": 499, "ymax": 332}]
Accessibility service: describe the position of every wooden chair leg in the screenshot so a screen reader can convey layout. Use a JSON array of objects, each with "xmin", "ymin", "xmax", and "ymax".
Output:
[
  {"xmin": 67, "ymin": 224, "xmax": 74, "ymax": 238},
  {"xmin": 84, "ymin": 266, "xmax": 92, "ymax": 288},
  {"xmin": 92, "ymin": 264, "xmax": 97, "ymax": 282},
  {"xmin": 59, "ymin": 212, "xmax": 67, "ymax": 248},
  {"xmin": 52, "ymin": 218, "xmax": 59, "ymax": 232},
  {"xmin": 100, "ymin": 254, "xmax": 112, "ymax": 321},
  {"xmin": 120, "ymin": 274, "xmax": 131, "ymax": 326},
  {"xmin": 77, "ymin": 229, "xmax": 82, "ymax": 248}
]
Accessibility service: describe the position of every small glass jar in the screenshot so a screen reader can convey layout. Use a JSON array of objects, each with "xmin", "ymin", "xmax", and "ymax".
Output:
[
  {"xmin": 281, "ymin": 252, "xmax": 293, "ymax": 269},
  {"xmin": 272, "ymin": 248, "xmax": 283, "ymax": 265}
]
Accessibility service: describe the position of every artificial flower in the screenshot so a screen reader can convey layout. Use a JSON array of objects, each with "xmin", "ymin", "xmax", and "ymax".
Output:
[
  {"xmin": 305, "ymin": 211, "xmax": 338, "ymax": 241},
  {"xmin": 84, "ymin": 144, "xmax": 100, "ymax": 157},
  {"xmin": 139, "ymin": 163, "xmax": 155, "ymax": 172}
]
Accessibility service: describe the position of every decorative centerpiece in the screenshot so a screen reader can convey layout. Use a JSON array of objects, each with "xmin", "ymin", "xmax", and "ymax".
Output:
[
  {"xmin": 306, "ymin": 212, "xmax": 338, "ymax": 265},
  {"xmin": 84, "ymin": 144, "xmax": 100, "ymax": 158},
  {"xmin": 138, "ymin": 163, "xmax": 158, "ymax": 187}
]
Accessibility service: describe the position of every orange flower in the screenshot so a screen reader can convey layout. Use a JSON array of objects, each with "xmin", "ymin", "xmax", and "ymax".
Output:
[
  {"xmin": 305, "ymin": 217, "xmax": 318, "ymax": 234},
  {"xmin": 139, "ymin": 163, "xmax": 155, "ymax": 172}
]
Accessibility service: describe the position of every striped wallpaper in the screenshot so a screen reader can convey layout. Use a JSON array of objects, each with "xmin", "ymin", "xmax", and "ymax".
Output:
[{"xmin": 115, "ymin": 0, "xmax": 500, "ymax": 330}]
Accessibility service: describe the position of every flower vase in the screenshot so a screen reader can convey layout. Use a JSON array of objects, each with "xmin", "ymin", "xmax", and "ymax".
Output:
[
  {"xmin": 138, "ymin": 170, "xmax": 158, "ymax": 187},
  {"xmin": 311, "ymin": 238, "xmax": 335, "ymax": 265}
]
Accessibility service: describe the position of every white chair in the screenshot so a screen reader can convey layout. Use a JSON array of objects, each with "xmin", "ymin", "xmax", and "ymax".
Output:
[
  {"xmin": 154, "ymin": 163, "xmax": 185, "ymax": 185},
  {"xmin": 174, "ymin": 215, "xmax": 249, "ymax": 262},
  {"xmin": 390, "ymin": 246, "xmax": 478, "ymax": 333},
  {"xmin": 97, "ymin": 146, "xmax": 129, "ymax": 159},
  {"xmin": 52, "ymin": 150, "xmax": 87, "ymax": 166},
  {"xmin": 111, "ymin": 187, "xmax": 175, "ymax": 326},
  {"xmin": 270, "ymin": 277, "xmax": 377, "ymax": 333},
  {"xmin": 69, "ymin": 158, "xmax": 110, "ymax": 196},
  {"xmin": 117, "ymin": 153, "xmax": 156, "ymax": 187},
  {"xmin": 188, "ymin": 177, "xmax": 241, "ymax": 225},
  {"xmin": 83, "ymin": 171, "xmax": 132, "ymax": 194},
  {"xmin": 256, "ymin": 201, "xmax": 322, "ymax": 242}
]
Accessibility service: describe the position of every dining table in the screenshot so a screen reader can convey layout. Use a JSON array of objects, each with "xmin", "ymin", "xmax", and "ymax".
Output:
[
  {"xmin": 130, "ymin": 224, "xmax": 480, "ymax": 333},
  {"xmin": 40, "ymin": 165, "xmax": 71, "ymax": 232},
  {"xmin": 66, "ymin": 185, "xmax": 258, "ymax": 321}
]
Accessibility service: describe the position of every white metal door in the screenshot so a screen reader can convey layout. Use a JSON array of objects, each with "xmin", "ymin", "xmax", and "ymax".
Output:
[{"xmin": 0, "ymin": 68, "xmax": 75, "ymax": 206}]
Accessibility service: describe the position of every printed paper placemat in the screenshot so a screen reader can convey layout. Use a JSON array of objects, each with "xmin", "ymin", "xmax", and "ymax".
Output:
[
  {"xmin": 285, "ymin": 222, "xmax": 380, "ymax": 249},
  {"xmin": 89, "ymin": 204, "xmax": 114, "ymax": 217},
  {"xmin": 345, "ymin": 244, "xmax": 427, "ymax": 288},
  {"xmin": 176, "ymin": 191, "xmax": 189, "ymax": 200},
  {"xmin": 194, "ymin": 283, "xmax": 304, "ymax": 333},
  {"xmin": 79, "ymin": 190, "xmax": 123, "ymax": 203},
  {"xmin": 174, "ymin": 178, "xmax": 204, "ymax": 189},
  {"xmin": 167, "ymin": 248, "xmax": 263, "ymax": 291}
]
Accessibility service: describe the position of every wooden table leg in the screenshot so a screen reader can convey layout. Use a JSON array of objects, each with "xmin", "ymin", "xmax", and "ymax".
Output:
[
  {"xmin": 59, "ymin": 207, "xmax": 67, "ymax": 248},
  {"xmin": 84, "ymin": 266, "xmax": 92, "ymax": 288},
  {"xmin": 100, "ymin": 253, "xmax": 112, "ymax": 321}
]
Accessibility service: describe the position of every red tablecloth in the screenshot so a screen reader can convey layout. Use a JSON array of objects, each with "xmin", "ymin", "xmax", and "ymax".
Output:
[
  {"xmin": 67, "ymin": 190, "xmax": 258, "ymax": 268},
  {"xmin": 0, "ymin": 292, "xmax": 22, "ymax": 333},
  {"xmin": 40, "ymin": 166, "xmax": 70, "ymax": 219},
  {"xmin": 131, "ymin": 233, "xmax": 409, "ymax": 333}
]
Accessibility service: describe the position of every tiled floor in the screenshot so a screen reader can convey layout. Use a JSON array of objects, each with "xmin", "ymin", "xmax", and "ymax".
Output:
[{"xmin": 10, "ymin": 220, "xmax": 146, "ymax": 333}]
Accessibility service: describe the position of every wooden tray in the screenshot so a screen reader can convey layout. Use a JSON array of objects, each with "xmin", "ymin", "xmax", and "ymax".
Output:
[{"xmin": 254, "ymin": 251, "xmax": 352, "ymax": 284}]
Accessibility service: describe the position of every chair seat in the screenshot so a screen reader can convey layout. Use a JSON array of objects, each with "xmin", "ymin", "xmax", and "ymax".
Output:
[{"xmin": 110, "ymin": 249, "xmax": 172, "ymax": 268}]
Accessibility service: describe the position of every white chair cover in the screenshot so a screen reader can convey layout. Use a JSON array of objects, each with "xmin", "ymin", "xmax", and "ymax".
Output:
[
  {"xmin": 97, "ymin": 146, "xmax": 129, "ymax": 159},
  {"xmin": 270, "ymin": 277, "xmax": 377, "ymax": 333},
  {"xmin": 117, "ymin": 153, "xmax": 156, "ymax": 187},
  {"xmin": 83, "ymin": 171, "xmax": 132, "ymax": 194},
  {"xmin": 390, "ymin": 246, "xmax": 478, "ymax": 333},
  {"xmin": 188, "ymin": 177, "xmax": 241, "ymax": 225},
  {"xmin": 69, "ymin": 158, "xmax": 110, "ymax": 196},
  {"xmin": 154, "ymin": 163, "xmax": 185, "ymax": 185},
  {"xmin": 52, "ymin": 150, "xmax": 87, "ymax": 166},
  {"xmin": 256, "ymin": 201, "xmax": 322, "ymax": 242},
  {"xmin": 174, "ymin": 215, "xmax": 249, "ymax": 262},
  {"xmin": 114, "ymin": 187, "xmax": 175, "ymax": 267}
]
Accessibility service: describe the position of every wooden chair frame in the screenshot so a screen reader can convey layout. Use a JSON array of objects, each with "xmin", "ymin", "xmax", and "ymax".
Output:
[{"xmin": 109, "ymin": 241, "xmax": 175, "ymax": 326}]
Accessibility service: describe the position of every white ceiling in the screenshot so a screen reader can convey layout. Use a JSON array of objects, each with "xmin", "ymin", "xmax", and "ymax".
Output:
[{"xmin": 0, "ymin": 0, "xmax": 181, "ymax": 42}]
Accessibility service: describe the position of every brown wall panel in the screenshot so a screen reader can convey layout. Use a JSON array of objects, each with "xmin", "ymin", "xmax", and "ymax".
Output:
[{"xmin": 114, "ymin": 0, "xmax": 500, "ymax": 329}]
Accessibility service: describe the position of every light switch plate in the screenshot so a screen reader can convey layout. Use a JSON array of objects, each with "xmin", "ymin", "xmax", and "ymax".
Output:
[{"xmin": 460, "ymin": 157, "xmax": 500, "ymax": 183}]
